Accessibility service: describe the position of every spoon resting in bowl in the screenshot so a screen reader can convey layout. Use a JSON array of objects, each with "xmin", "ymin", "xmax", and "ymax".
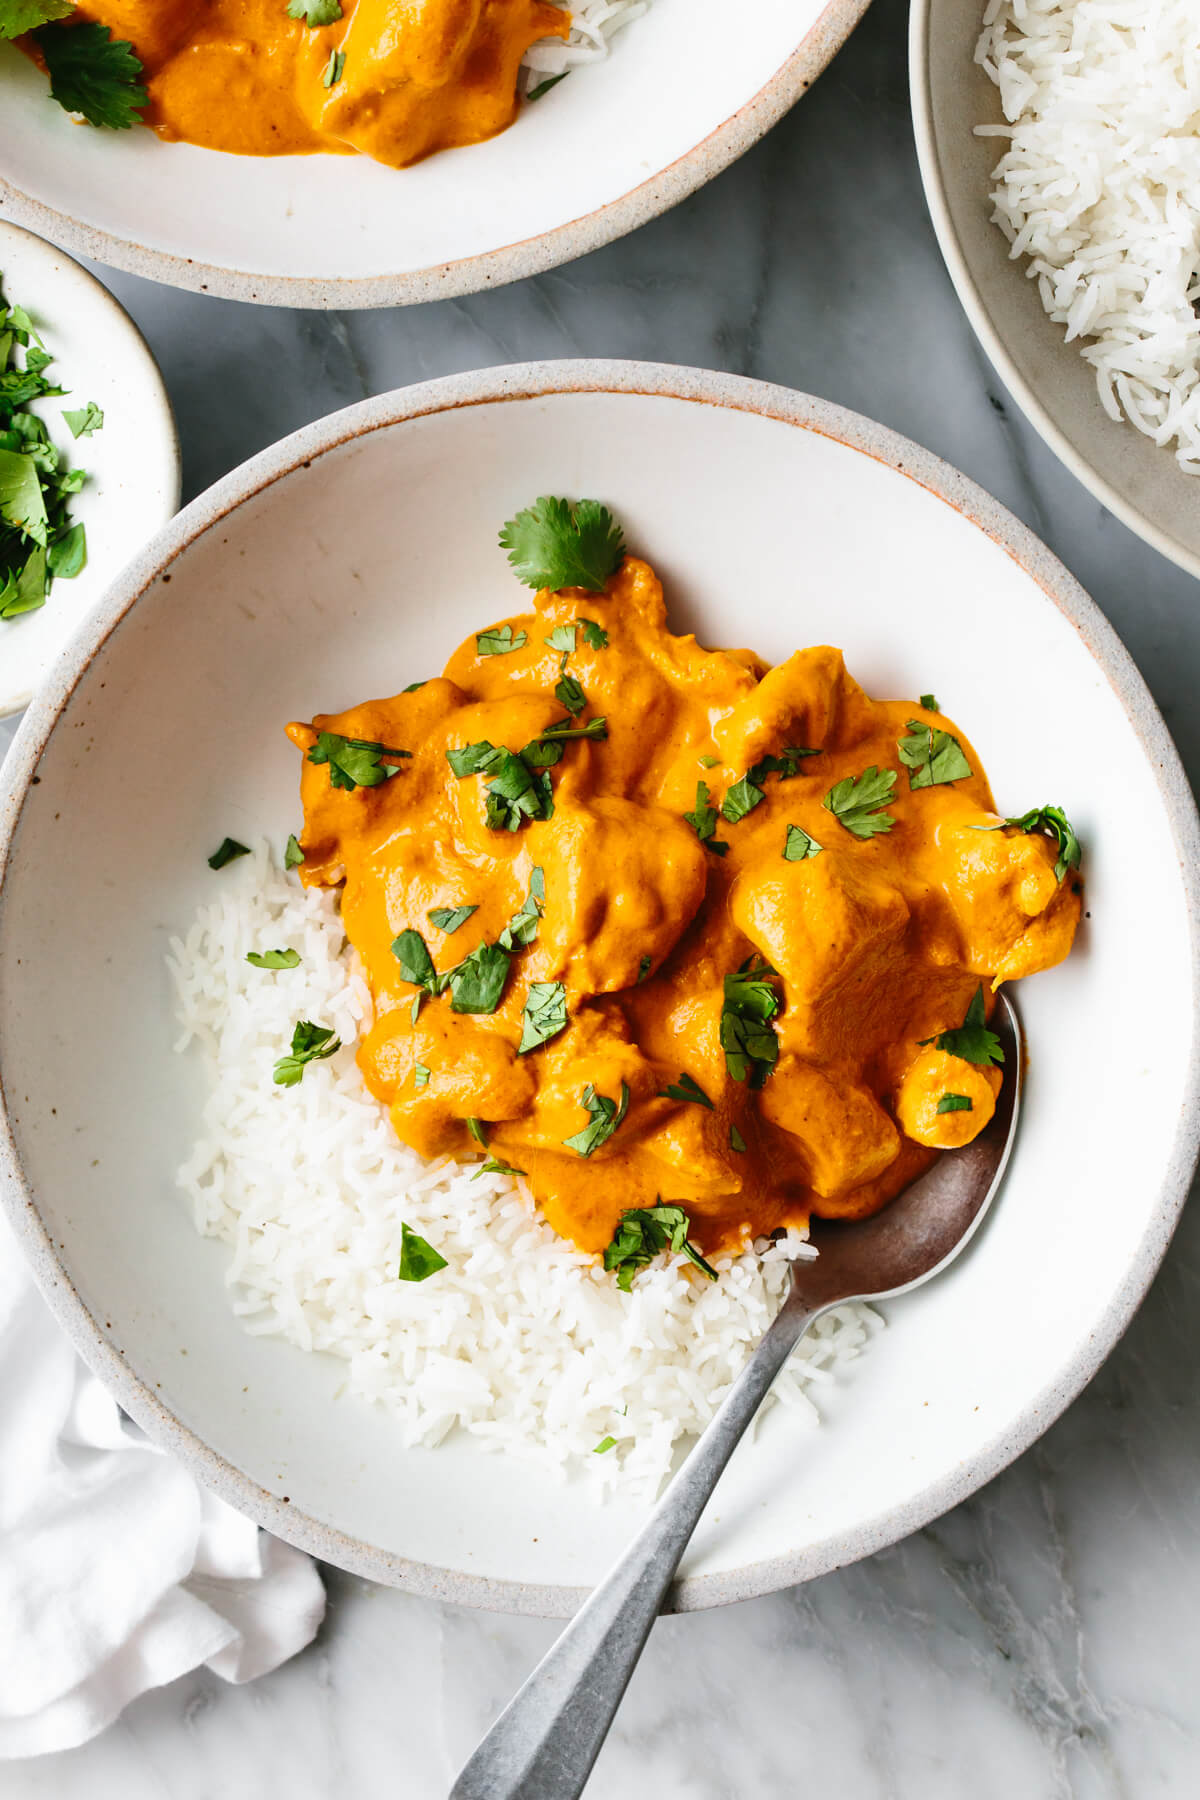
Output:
[{"xmin": 451, "ymin": 991, "xmax": 1023, "ymax": 1800}]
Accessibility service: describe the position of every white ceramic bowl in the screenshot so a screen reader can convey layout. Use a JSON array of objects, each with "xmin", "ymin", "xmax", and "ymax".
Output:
[
  {"xmin": 0, "ymin": 221, "xmax": 180, "ymax": 717},
  {"xmin": 1, "ymin": 361, "xmax": 1197, "ymax": 1615},
  {"xmin": 0, "ymin": 0, "xmax": 870, "ymax": 309},
  {"xmin": 911, "ymin": 0, "xmax": 1200, "ymax": 583}
]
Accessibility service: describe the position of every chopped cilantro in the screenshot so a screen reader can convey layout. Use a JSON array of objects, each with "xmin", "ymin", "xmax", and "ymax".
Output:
[
  {"xmin": 919, "ymin": 693, "xmax": 939, "ymax": 712},
  {"xmin": 526, "ymin": 71, "xmax": 568, "ymax": 101},
  {"xmin": 683, "ymin": 781, "xmax": 729, "ymax": 857},
  {"xmin": 603, "ymin": 1204, "xmax": 718, "ymax": 1292},
  {"xmin": 697, "ymin": 754, "xmax": 720, "ymax": 770},
  {"xmin": 564, "ymin": 1081, "xmax": 630, "ymax": 1157},
  {"xmin": 0, "ymin": 0, "xmax": 72, "ymax": 40},
  {"xmin": 555, "ymin": 672, "xmax": 587, "ymax": 716},
  {"xmin": 897, "ymin": 719, "xmax": 971, "ymax": 790},
  {"xmin": 783, "ymin": 824, "xmax": 822, "ymax": 861},
  {"xmin": 660, "ymin": 1071, "xmax": 714, "ymax": 1110},
  {"xmin": 208, "ymin": 837, "xmax": 250, "ymax": 870},
  {"xmin": 937, "ymin": 1093, "xmax": 973, "ymax": 1114},
  {"xmin": 499, "ymin": 496, "xmax": 625, "ymax": 593},
  {"xmin": 414, "ymin": 1063, "xmax": 431, "ymax": 1088},
  {"xmin": 977, "ymin": 805, "xmax": 1081, "ymax": 884},
  {"xmin": 543, "ymin": 624, "xmax": 577, "ymax": 655},
  {"xmin": 284, "ymin": 834, "xmax": 305, "ymax": 871},
  {"xmin": 721, "ymin": 747, "xmax": 820, "ymax": 824},
  {"xmin": 499, "ymin": 866, "xmax": 545, "ymax": 950},
  {"xmin": 246, "ymin": 948, "xmax": 301, "ymax": 970},
  {"xmin": 919, "ymin": 986, "xmax": 1004, "ymax": 1067},
  {"xmin": 446, "ymin": 941, "xmax": 511, "ymax": 1015},
  {"xmin": 391, "ymin": 928, "xmax": 439, "ymax": 1000},
  {"xmin": 397, "ymin": 1223, "xmax": 447, "ymax": 1283},
  {"xmin": 286, "ymin": 0, "xmax": 342, "ymax": 22},
  {"xmin": 593, "ymin": 1435, "xmax": 617, "ymax": 1454},
  {"xmin": 519, "ymin": 980, "xmax": 567, "ymax": 1052},
  {"xmin": 307, "ymin": 731, "xmax": 410, "ymax": 790},
  {"xmin": 34, "ymin": 20, "xmax": 148, "ymax": 129},
  {"xmin": 720, "ymin": 959, "xmax": 780, "ymax": 1088},
  {"xmin": 272, "ymin": 1020, "xmax": 341, "ymax": 1087},
  {"xmin": 636, "ymin": 954, "xmax": 652, "ymax": 983},
  {"xmin": 476, "ymin": 624, "xmax": 528, "ymax": 657},
  {"xmin": 62, "ymin": 401, "xmax": 103, "ymax": 439},
  {"xmin": 474, "ymin": 1157, "xmax": 527, "ymax": 1179},
  {"xmin": 428, "ymin": 904, "xmax": 478, "ymax": 935},
  {"xmin": 581, "ymin": 619, "xmax": 608, "ymax": 649},
  {"xmin": 321, "ymin": 47, "xmax": 345, "ymax": 85},
  {"xmin": 729, "ymin": 1123, "xmax": 747, "ymax": 1154},
  {"xmin": 466, "ymin": 1117, "xmax": 488, "ymax": 1147},
  {"xmin": 823, "ymin": 766, "xmax": 896, "ymax": 839}
]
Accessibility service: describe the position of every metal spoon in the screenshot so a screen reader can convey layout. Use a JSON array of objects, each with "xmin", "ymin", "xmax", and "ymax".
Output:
[{"xmin": 450, "ymin": 993, "xmax": 1022, "ymax": 1800}]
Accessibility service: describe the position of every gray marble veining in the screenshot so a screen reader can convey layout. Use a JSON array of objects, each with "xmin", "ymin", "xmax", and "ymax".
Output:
[{"xmin": 3, "ymin": 0, "xmax": 1200, "ymax": 1793}]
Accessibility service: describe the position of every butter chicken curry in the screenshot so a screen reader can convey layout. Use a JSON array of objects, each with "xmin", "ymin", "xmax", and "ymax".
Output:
[{"xmin": 288, "ymin": 498, "xmax": 1081, "ymax": 1266}]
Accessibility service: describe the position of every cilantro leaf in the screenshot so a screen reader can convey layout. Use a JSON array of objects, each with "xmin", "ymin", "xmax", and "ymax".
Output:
[
  {"xmin": 272, "ymin": 1019, "xmax": 341, "ymax": 1087},
  {"xmin": 284, "ymin": 834, "xmax": 305, "ymax": 870},
  {"xmin": 527, "ymin": 71, "xmax": 568, "ymax": 101},
  {"xmin": 564, "ymin": 1081, "xmax": 630, "ymax": 1157},
  {"xmin": 636, "ymin": 954, "xmax": 652, "ymax": 983},
  {"xmin": 937, "ymin": 1093, "xmax": 972, "ymax": 1114},
  {"xmin": 208, "ymin": 837, "xmax": 250, "ymax": 870},
  {"xmin": 446, "ymin": 941, "xmax": 511, "ymax": 1015},
  {"xmin": 246, "ymin": 947, "xmax": 301, "ymax": 970},
  {"xmin": 721, "ymin": 747, "xmax": 820, "ymax": 825},
  {"xmin": 535, "ymin": 716, "xmax": 607, "ymax": 744},
  {"xmin": 721, "ymin": 773, "xmax": 765, "ymax": 824},
  {"xmin": 62, "ymin": 401, "xmax": 103, "ymax": 439},
  {"xmin": 397, "ymin": 1223, "xmax": 447, "ymax": 1283},
  {"xmin": 920, "ymin": 693, "xmax": 939, "ymax": 712},
  {"xmin": 729, "ymin": 1124, "xmax": 747, "ymax": 1154},
  {"xmin": 47, "ymin": 521, "xmax": 85, "ymax": 578},
  {"xmin": 783, "ymin": 824, "xmax": 822, "ymax": 861},
  {"xmin": 428, "ymin": 903, "xmax": 477, "ymax": 934},
  {"xmin": 473, "ymin": 1157, "xmax": 527, "ymax": 1179},
  {"xmin": 660, "ymin": 1071, "xmax": 714, "ymax": 1109},
  {"xmin": 476, "ymin": 624, "xmax": 527, "ymax": 657},
  {"xmin": 683, "ymin": 781, "xmax": 729, "ymax": 857},
  {"xmin": 593, "ymin": 1435, "xmax": 617, "ymax": 1454},
  {"xmin": 414, "ymin": 1063, "xmax": 431, "ymax": 1088},
  {"xmin": 823, "ymin": 766, "xmax": 896, "ymax": 839},
  {"xmin": 720, "ymin": 959, "xmax": 780, "ymax": 1088},
  {"xmin": 543, "ymin": 625, "xmax": 576, "ymax": 655},
  {"xmin": 499, "ymin": 866, "xmax": 544, "ymax": 950},
  {"xmin": 286, "ymin": 0, "xmax": 342, "ymax": 22},
  {"xmin": 897, "ymin": 719, "xmax": 971, "ymax": 790},
  {"xmin": 0, "ymin": 546, "xmax": 47, "ymax": 618},
  {"xmin": 977, "ymin": 805, "xmax": 1081, "ymax": 884},
  {"xmin": 307, "ymin": 730, "xmax": 410, "ymax": 790},
  {"xmin": 499, "ymin": 496, "xmax": 625, "ymax": 593},
  {"xmin": 555, "ymin": 673, "xmax": 587, "ymax": 716},
  {"xmin": 519, "ymin": 980, "xmax": 568, "ymax": 1053},
  {"xmin": 603, "ymin": 1204, "xmax": 717, "ymax": 1292},
  {"xmin": 0, "ymin": 448, "xmax": 48, "ymax": 542},
  {"xmin": 581, "ymin": 619, "xmax": 608, "ymax": 649},
  {"xmin": 35, "ymin": 21, "xmax": 148, "ymax": 129},
  {"xmin": 321, "ymin": 46, "xmax": 344, "ymax": 85},
  {"xmin": 919, "ymin": 986, "xmax": 1004, "ymax": 1067},
  {"xmin": 466, "ymin": 1117, "xmax": 488, "ymax": 1147},
  {"xmin": 391, "ymin": 928, "xmax": 439, "ymax": 996},
  {"xmin": 0, "ymin": 0, "xmax": 71, "ymax": 40}
]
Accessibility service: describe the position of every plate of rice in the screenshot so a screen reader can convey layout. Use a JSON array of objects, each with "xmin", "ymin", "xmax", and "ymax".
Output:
[
  {"xmin": 0, "ymin": 0, "xmax": 871, "ymax": 309},
  {"xmin": 1, "ymin": 360, "xmax": 1197, "ymax": 1614},
  {"xmin": 912, "ymin": 0, "xmax": 1200, "ymax": 581}
]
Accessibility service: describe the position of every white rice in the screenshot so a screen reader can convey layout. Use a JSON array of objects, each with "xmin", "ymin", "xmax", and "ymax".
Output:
[
  {"xmin": 522, "ymin": 0, "xmax": 650, "ymax": 89},
  {"xmin": 975, "ymin": 0, "xmax": 1200, "ymax": 471},
  {"xmin": 167, "ymin": 842, "xmax": 878, "ymax": 1497}
]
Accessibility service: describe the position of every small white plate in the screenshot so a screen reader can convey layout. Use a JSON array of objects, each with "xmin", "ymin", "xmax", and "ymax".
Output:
[
  {"xmin": 0, "ymin": 0, "xmax": 869, "ymax": 308},
  {"xmin": 1, "ymin": 362, "xmax": 1196, "ymax": 1614},
  {"xmin": 0, "ymin": 222, "xmax": 180, "ymax": 717},
  {"xmin": 910, "ymin": 0, "xmax": 1200, "ymax": 583}
]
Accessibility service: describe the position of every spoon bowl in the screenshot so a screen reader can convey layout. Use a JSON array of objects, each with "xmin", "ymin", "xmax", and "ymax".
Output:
[{"xmin": 452, "ymin": 993, "xmax": 1022, "ymax": 1799}]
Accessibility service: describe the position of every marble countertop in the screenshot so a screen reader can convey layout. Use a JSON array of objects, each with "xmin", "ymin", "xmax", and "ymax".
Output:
[{"xmin": 5, "ymin": 0, "xmax": 1200, "ymax": 1793}]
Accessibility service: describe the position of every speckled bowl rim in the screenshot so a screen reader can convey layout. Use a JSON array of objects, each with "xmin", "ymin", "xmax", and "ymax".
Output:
[
  {"xmin": 908, "ymin": 1, "xmax": 1200, "ymax": 585},
  {"xmin": 2, "ymin": 359, "xmax": 1198, "ymax": 1617},
  {"xmin": 0, "ymin": 0, "xmax": 872, "ymax": 310}
]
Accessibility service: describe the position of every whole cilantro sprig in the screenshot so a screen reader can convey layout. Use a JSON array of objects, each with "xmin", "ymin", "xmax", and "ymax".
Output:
[
  {"xmin": 34, "ymin": 20, "xmax": 148, "ymax": 130},
  {"xmin": 499, "ymin": 496, "xmax": 625, "ymax": 593}
]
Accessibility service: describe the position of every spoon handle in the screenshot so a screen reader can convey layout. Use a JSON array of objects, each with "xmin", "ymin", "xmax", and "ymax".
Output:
[{"xmin": 448, "ymin": 1293, "xmax": 817, "ymax": 1800}]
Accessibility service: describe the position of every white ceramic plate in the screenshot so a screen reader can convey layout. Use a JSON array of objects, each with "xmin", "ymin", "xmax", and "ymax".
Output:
[
  {"xmin": 910, "ymin": 0, "xmax": 1200, "ymax": 583},
  {"xmin": 0, "ymin": 221, "xmax": 179, "ymax": 717},
  {"xmin": 1, "ymin": 362, "xmax": 1197, "ymax": 1615},
  {"xmin": 0, "ymin": 0, "xmax": 870, "ymax": 308}
]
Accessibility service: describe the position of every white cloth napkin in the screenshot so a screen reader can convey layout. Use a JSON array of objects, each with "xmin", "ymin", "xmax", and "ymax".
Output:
[{"xmin": 0, "ymin": 1213, "xmax": 326, "ymax": 1758}]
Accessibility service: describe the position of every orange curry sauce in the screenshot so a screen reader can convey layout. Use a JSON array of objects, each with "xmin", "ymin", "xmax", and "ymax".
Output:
[
  {"xmin": 289, "ymin": 557, "xmax": 1080, "ymax": 1257},
  {"xmin": 53, "ymin": 0, "xmax": 568, "ymax": 165}
]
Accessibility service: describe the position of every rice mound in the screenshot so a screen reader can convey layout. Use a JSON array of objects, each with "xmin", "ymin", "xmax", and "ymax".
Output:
[
  {"xmin": 976, "ymin": 0, "xmax": 1200, "ymax": 470},
  {"xmin": 525, "ymin": 0, "xmax": 650, "ymax": 88},
  {"xmin": 167, "ymin": 842, "xmax": 877, "ymax": 1496}
]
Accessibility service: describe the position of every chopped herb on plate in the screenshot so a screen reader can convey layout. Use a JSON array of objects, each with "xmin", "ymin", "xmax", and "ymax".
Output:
[
  {"xmin": 397, "ymin": 1222, "xmax": 447, "ymax": 1282},
  {"xmin": 446, "ymin": 941, "xmax": 511, "ymax": 1014},
  {"xmin": 62, "ymin": 401, "xmax": 103, "ymax": 439},
  {"xmin": 272, "ymin": 1019, "xmax": 341, "ymax": 1087},
  {"xmin": 564, "ymin": 1081, "xmax": 630, "ymax": 1157},
  {"xmin": 683, "ymin": 781, "xmax": 729, "ymax": 856},
  {"xmin": 593, "ymin": 1434, "xmax": 617, "ymax": 1454},
  {"xmin": 519, "ymin": 980, "xmax": 568, "ymax": 1053},
  {"xmin": 476, "ymin": 624, "xmax": 527, "ymax": 657},
  {"xmin": 919, "ymin": 986, "xmax": 1004, "ymax": 1067},
  {"xmin": 822, "ymin": 766, "xmax": 896, "ymax": 838},
  {"xmin": 307, "ymin": 730, "xmax": 410, "ymax": 790},
  {"xmin": 783, "ymin": 824, "xmax": 822, "ymax": 861},
  {"xmin": 937, "ymin": 1093, "xmax": 972, "ymax": 1114},
  {"xmin": 246, "ymin": 948, "xmax": 301, "ymax": 970},
  {"xmin": 428, "ymin": 903, "xmax": 478, "ymax": 934},
  {"xmin": 897, "ymin": 719, "xmax": 971, "ymax": 790},
  {"xmin": 208, "ymin": 837, "xmax": 250, "ymax": 870},
  {"xmin": 499, "ymin": 866, "xmax": 545, "ymax": 949},
  {"xmin": 284, "ymin": 834, "xmax": 305, "ymax": 870},
  {"xmin": 660, "ymin": 1071, "xmax": 714, "ymax": 1109},
  {"xmin": 720, "ymin": 959, "xmax": 780, "ymax": 1088},
  {"xmin": 603, "ymin": 1204, "xmax": 717, "ymax": 1292}
]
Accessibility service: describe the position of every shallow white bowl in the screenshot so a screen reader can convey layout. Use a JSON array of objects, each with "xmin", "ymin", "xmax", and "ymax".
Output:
[
  {"xmin": 1, "ymin": 361, "xmax": 1197, "ymax": 1615},
  {"xmin": 0, "ymin": 0, "xmax": 869, "ymax": 309},
  {"xmin": 0, "ymin": 221, "xmax": 179, "ymax": 717},
  {"xmin": 911, "ymin": 0, "xmax": 1200, "ymax": 583}
]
